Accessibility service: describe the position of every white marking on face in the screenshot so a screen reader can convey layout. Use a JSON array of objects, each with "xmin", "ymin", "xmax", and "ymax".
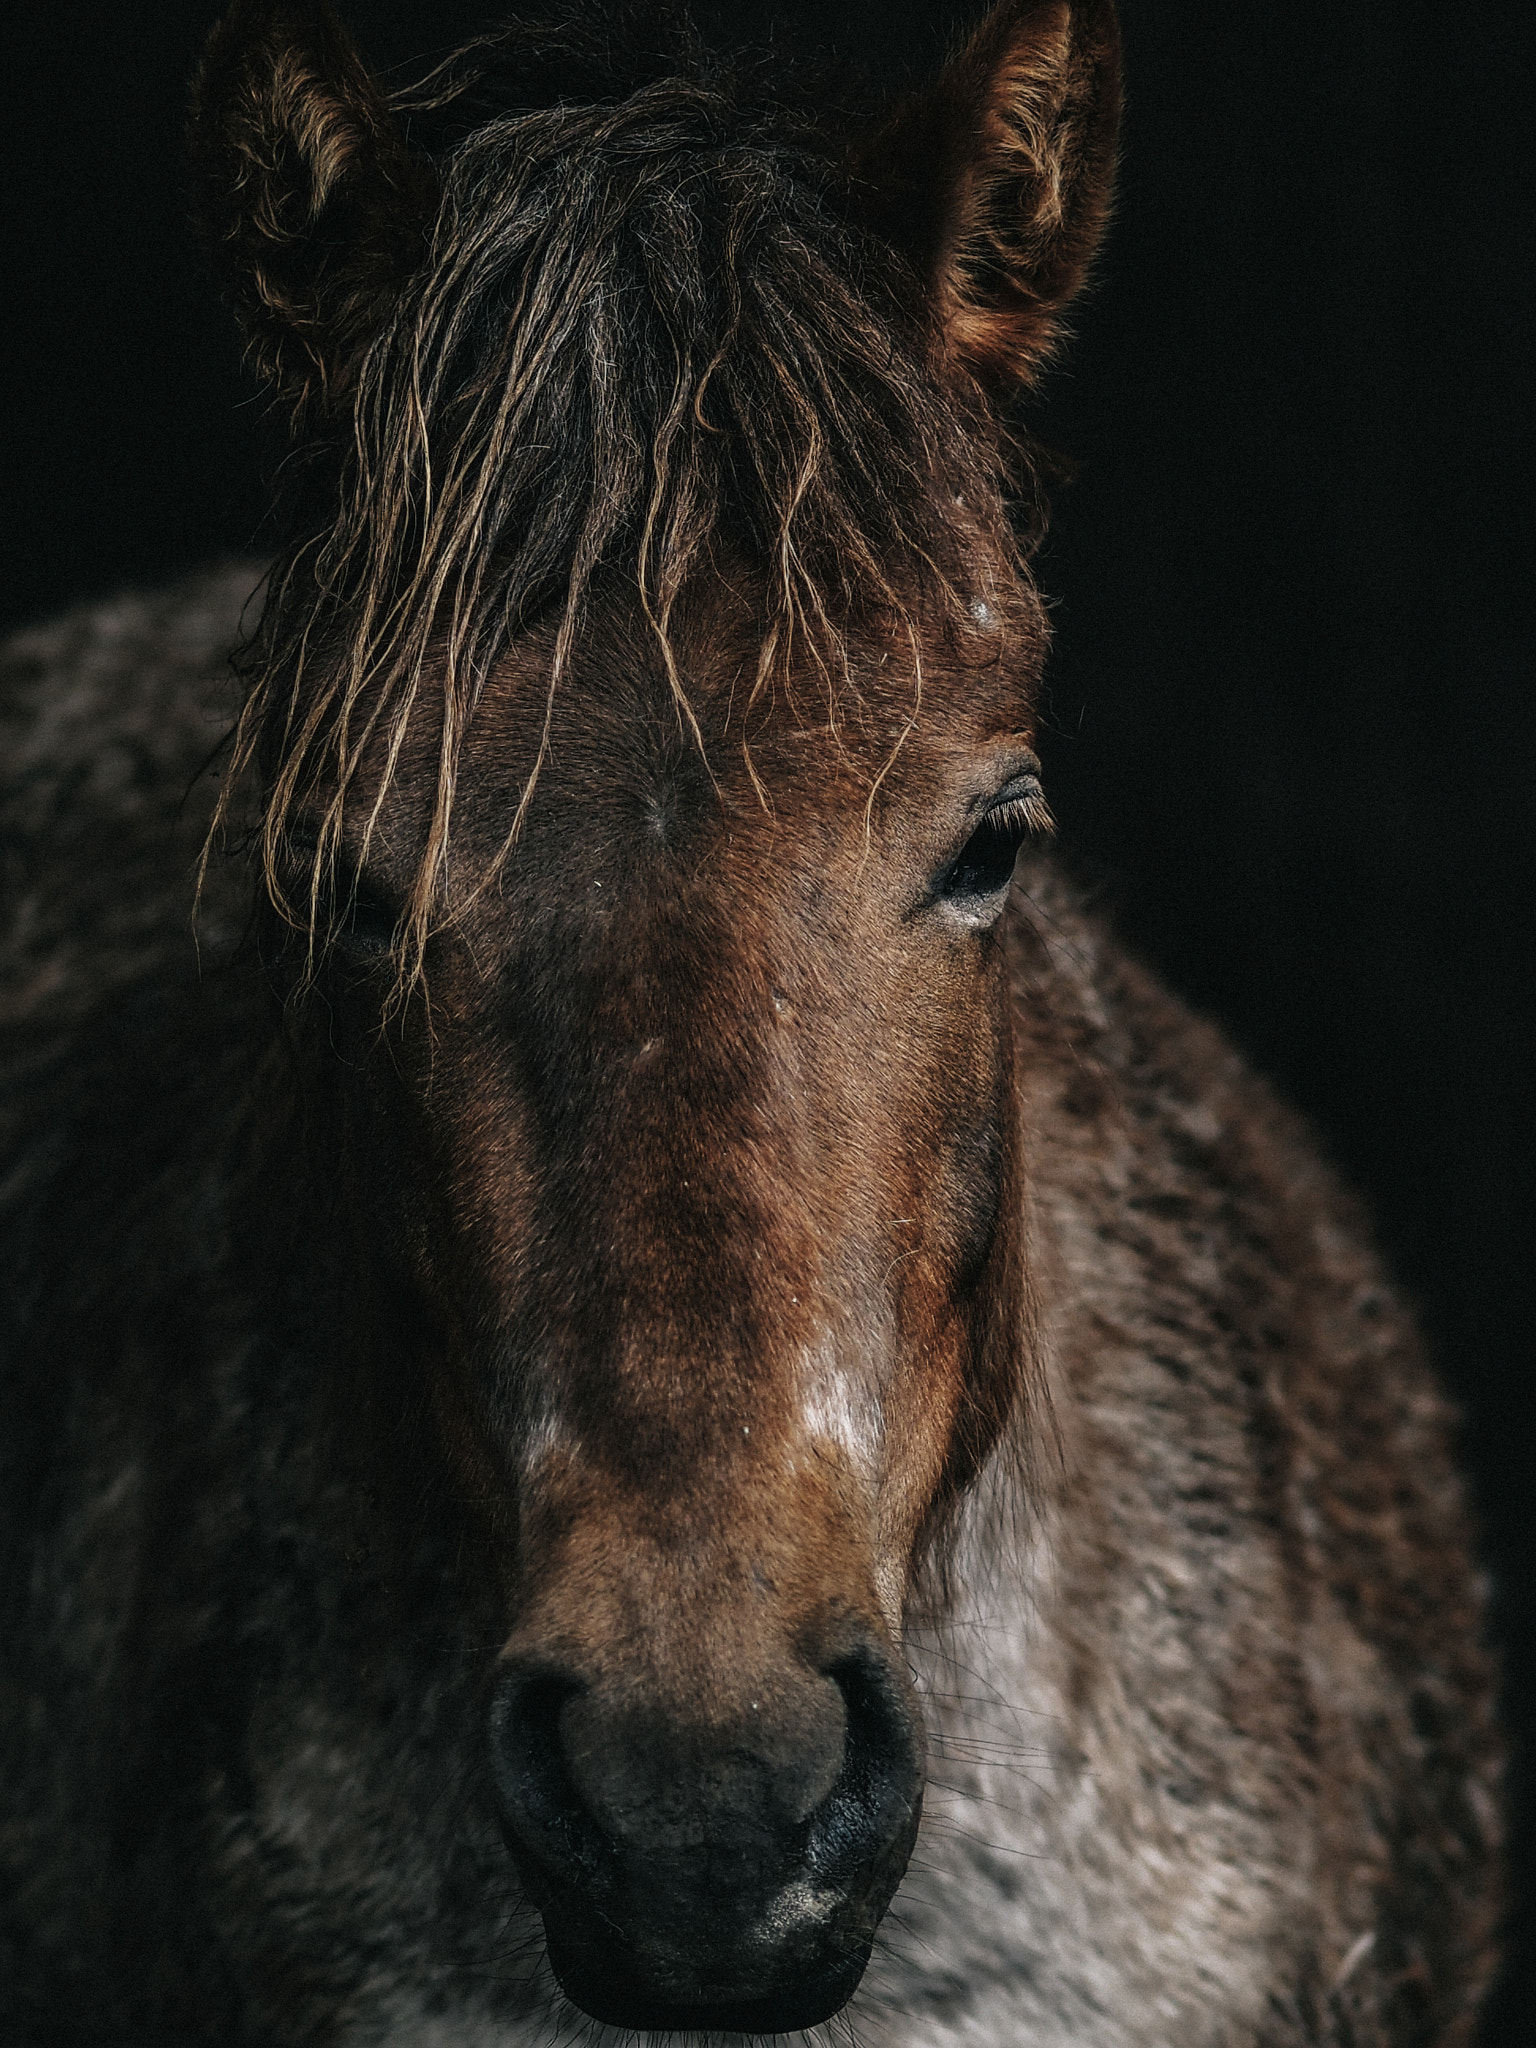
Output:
[
  {"xmin": 795, "ymin": 1337, "xmax": 884, "ymax": 1477},
  {"xmin": 969, "ymin": 596, "xmax": 998, "ymax": 628},
  {"xmin": 520, "ymin": 1397, "xmax": 575, "ymax": 1479}
]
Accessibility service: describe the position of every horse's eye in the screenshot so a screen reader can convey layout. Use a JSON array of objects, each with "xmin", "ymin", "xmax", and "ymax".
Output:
[
  {"xmin": 332, "ymin": 874, "xmax": 400, "ymax": 956},
  {"xmin": 939, "ymin": 776, "xmax": 1054, "ymax": 904},
  {"xmin": 273, "ymin": 832, "xmax": 402, "ymax": 963}
]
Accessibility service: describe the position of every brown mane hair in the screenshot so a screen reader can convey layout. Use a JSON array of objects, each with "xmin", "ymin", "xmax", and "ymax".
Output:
[{"xmin": 205, "ymin": 11, "xmax": 1040, "ymax": 986}]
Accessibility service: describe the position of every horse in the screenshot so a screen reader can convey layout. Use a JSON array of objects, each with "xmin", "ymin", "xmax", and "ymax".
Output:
[{"xmin": 0, "ymin": 1, "xmax": 1502, "ymax": 2041}]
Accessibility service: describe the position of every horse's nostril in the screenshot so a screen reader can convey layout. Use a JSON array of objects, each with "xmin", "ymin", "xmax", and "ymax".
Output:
[
  {"xmin": 489, "ymin": 1669, "xmax": 607, "ymax": 1897},
  {"xmin": 489, "ymin": 1638, "xmax": 923, "ymax": 2032},
  {"xmin": 807, "ymin": 1650, "xmax": 924, "ymax": 1887}
]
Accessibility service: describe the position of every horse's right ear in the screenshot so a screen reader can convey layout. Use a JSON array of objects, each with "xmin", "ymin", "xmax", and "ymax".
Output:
[{"xmin": 190, "ymin": 0, "xmax": 435, "ymax": 423}]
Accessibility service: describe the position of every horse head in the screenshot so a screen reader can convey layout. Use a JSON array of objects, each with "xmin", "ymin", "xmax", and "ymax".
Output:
[{"xmin": 191, "ymin": 1, "xmax": 1120, "ymax": 2028}]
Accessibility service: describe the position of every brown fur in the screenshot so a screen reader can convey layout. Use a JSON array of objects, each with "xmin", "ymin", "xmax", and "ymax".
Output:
[{"xmin": 0, "ymin": 4, "xmax": 1500, "ymax": 2041}]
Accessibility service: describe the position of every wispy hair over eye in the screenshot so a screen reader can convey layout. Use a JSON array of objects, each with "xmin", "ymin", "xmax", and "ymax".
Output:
[{"xmin": 208, "ymin": 12, "xmax": 1034, "ymax": 995}]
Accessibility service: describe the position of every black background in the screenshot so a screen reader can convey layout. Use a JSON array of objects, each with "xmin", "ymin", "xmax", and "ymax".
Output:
[{"xmin": 4, "ymin": 2, "xmax": 1532, "ymax": 2036}]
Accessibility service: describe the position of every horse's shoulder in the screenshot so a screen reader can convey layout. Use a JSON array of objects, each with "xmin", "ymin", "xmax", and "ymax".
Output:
[
  {"xmin": 1010, "ymin": 854, "xmax": 1470, "ymax": 1551},
  {"xmin": 0, "ymin": 564, "xmax": 256, "ymax": 824},
  {"xmin": 0, "ymin": 565, "xmax": 258, "ymax": 1027},
  {"xmin": 1005, "ymin": 855, "xmax": 1499, "ymax": 1941}
]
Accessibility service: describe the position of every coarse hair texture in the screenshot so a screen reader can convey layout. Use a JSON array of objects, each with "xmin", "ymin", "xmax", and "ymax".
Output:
[{"xmin": 209, "ymin": 11, "xmax": 1043, "ymax": 994}]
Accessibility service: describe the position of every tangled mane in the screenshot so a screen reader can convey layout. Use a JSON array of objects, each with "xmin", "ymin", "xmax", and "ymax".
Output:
[{"xmin": 215, "ymin": 11, "xmax": 1038, "ymax": 987}]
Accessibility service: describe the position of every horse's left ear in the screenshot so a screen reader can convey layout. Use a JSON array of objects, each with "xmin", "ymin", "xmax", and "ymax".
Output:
[
  {"xmin": 190, "ymin": 0, "xmax": 436, "ymax": 423},
  {"xmin": 860, "ymin": 0, "xmax": 1121, "ymax": 390}
]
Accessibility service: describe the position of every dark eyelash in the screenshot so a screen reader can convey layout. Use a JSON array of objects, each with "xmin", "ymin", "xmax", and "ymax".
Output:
[
  {"xmin": 270, "ymin": 841, "xmax": 399, "ymax": 956},
  {"xmin": 937, "ymin": 778, "xmax": 1055, "ymax": 905},
  {"xmin": 985, "ymin": 784, "xmax": 1055, "ymax": 842}
]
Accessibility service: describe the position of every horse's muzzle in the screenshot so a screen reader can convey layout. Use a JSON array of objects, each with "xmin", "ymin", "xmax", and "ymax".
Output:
[{"xmin": 489, "ymin": 1639, "xmax": 924, "ymax": 2033}]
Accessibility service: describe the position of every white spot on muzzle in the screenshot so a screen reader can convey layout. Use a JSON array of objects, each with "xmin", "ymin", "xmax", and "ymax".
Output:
[
  {"xmin": 794, "ymin": 1336, "xmax": 904, "ymax": 1629},
  {"xmin": 796, "ymin": 1337, "xmax": 884, "ymax": 1477}
]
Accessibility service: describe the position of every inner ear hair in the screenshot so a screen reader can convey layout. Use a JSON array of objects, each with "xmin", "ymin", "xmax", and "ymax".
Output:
[
  {"xmin": 190, "ymin": 0, "xmax": 435, "ymax": 422},
  {"xmin": 860, "ymin": 0, "xmax": 1121, "ymax": 391}
]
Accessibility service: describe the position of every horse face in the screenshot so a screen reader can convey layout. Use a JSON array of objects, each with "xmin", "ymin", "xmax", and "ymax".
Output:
[
  {"xmin": 272, "ymin": 563, "xmax": 1047, "ymax": 2029},
  {"xmin": 201, "ymin": 0, "xmax": 1118, "ymax": 2021}
]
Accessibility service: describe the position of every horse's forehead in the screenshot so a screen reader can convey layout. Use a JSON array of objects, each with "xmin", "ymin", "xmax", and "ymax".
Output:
[{"xmin": 447, "ymin": 586, "xmax": 1044, "ymax": 824}]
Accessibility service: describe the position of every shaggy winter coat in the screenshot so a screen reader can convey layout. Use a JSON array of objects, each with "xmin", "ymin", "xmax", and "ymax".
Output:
[
  {"xmin": 0, "ymin": 0, "xmax": 1502, "ymax": 2040},
  {"xmin": 0, "ymin": 568, "xmax": 1499, "ymax": 2045}
]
